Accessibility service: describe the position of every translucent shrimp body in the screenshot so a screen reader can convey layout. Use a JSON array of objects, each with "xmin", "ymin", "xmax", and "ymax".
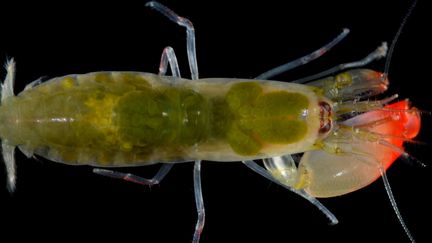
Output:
[
  {"xmin": 0, "ymin": 1, "xmax": 422, "ymax": 243},
  {"xmin": 0, "ymin": 72, "xmax": 325, "ymax": 166}
]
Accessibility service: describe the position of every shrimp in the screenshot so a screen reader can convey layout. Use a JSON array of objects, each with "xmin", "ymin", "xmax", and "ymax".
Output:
[{"xmin": 0, "ymin": 1, "xmax": 426, "ymax": 243}]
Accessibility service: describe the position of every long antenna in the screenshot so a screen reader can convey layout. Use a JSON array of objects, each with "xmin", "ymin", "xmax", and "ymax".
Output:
[
  {"xmin": 383, "ymin": 0, "xmax": 418, "ymax": 77},
  {"xmin": 381, "ymin": 1, "xmax": 419, "ymax": 242}
]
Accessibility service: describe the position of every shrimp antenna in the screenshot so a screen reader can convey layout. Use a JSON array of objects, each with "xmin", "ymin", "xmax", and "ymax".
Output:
[
  {"xmin": 379, "ymin": 2, "xmax": 420, "ymax": 241},
  {"xmin": 380, "ymin": 168, "xmax": 416, "ymax": 243},
  {"xmin": 383, "ymin": 0, "xmax": 418, "ymax": 77}
]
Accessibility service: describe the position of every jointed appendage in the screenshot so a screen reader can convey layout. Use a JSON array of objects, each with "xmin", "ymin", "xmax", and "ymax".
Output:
[
  {"xmin": 242, "ymin": 159, "xmax": 338, "ymax": 225},
  {"xmin": 193, "ymin": 161, "xmax": 205, "ymax": 243},
  {"xmin": 292, "ymin": 42, "xmax": 388, "ymax": 84},
  {"xmin": 146, "ymin": 1, "xmax": 199, "ymax": 80},
  {"xmin": 256, "ymin": 31, "xmax": 388, "ymax": 85},
  {"xmin": 93, "ymin": 164, "xmax": 174, "ymax": 186},
  {"xmin": 159, "ymin": 46, "xmax": 181, "ymax": 77},
  {"xmin": 256, "ymin": 28, "xmax": 350, "ymax": 80},
  {"xmin": 93, "ymin": 161, "xmax": 206, "ymax": 243}
]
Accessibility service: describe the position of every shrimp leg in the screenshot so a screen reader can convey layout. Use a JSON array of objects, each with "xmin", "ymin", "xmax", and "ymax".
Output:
[
  {"xmin": 93, "ymin": 162, "xmax": 205, "ymax": 242},
  {"xmin": 242, "ymin": 159, "xmax": 338, "ymax": 225},
  {"xmin": 92, "ymin": 164, "xmax": 174, "ymax": 186},
  {"xmin": 256, "ymin": 28, "xmax": 350, "ymax": 80},
  {"xmin": 292, "ymin": 42, "xmax": 388, "ymax": 84},
  {"xmin": 192, "ymin": 160, "xmax": 205, "ymax": 243},
  {"xmin": 159, "ymin": 46, "xmax": 181, "ymax": 77},
  {"xmin": 146, "ymin": 1, "xmax": 199, "ymax": 80}
]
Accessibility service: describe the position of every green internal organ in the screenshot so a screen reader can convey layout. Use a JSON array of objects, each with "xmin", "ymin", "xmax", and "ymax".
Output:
[
  {"xmin": 225, "ymin": 82, "xmax": 309, "ymax": 155},
  {"xmin": 114, "ymin": 86, "xmax": 209, "ymax": 150}
]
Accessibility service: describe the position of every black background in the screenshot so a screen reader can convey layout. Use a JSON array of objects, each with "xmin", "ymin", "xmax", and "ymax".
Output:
[{"xmin": 1, "ymin": 1, "xmax": 431, "ymax": 242}]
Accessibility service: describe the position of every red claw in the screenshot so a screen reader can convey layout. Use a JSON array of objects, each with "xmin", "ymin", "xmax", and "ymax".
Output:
[{"xmin": 353, "ymin": 100, "xmax": 421, "ymax": 170}]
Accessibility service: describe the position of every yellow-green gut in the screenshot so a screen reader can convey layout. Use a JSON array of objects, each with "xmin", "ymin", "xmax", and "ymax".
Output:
[{"xmin": 0, "ymin": 72, "xmax": 319, "ymax": 166}]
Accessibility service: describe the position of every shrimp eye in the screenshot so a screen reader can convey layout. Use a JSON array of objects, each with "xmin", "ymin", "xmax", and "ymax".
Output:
[{"xmin": 319, "ymin": 101, "xmax": 333, "ymax": 135}]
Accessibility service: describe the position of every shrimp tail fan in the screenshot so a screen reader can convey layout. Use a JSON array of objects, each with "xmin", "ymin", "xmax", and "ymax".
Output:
[{"xmin": 1, "ymin": 59, "xmax": 17, "ymax": 192}]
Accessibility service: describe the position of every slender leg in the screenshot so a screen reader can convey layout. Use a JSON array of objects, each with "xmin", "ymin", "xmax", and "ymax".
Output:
[
  {"xmin": 159, "ymin": 46, "xmax": 181, "ymax": 77},
  {"xmin": 93, "ymin": 164, "xmax": 173, "ymax": 186},
  {"xmin": 255, "ymin": 29, "xmax": 350, "ymax": 80},
  {"xmin": 192, "ymin": 160, "xmax": 205, "ymax": 243},
  {"xmin": 292, "ymin": 42, "xmax": 388, "ymax": 84},
  {"xmin": 146, "ymin": 1, "xmax": 199, "ymax": 80},
  {"xmin": 242, "ymin": 160, "xmax": 338, "ymax": 225}
]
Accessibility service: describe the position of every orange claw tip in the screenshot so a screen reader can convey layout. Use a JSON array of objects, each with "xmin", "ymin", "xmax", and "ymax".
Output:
[
  {"xmin": 379, "ymin": 100, "xmax": 420, "ymax": 169},
  {"xmin": 347, "ymin": 100, "xmax": 421, "ymax": 170},
  {"xmin": 376, "ymin": 100, "xmax": 421, "ymax": 141},
  {"xmin": 300, "ymin": 100, "xmax": 421, "ymax": 198},
  {"xmin": 384, "ymin": 100, "xmax": 421, "ymax": 139}
]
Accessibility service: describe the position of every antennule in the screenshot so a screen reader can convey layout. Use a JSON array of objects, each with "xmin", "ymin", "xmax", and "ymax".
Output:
[{"xmin": 383, "ymin": 0, "xmax": 418, "ymax": 77}]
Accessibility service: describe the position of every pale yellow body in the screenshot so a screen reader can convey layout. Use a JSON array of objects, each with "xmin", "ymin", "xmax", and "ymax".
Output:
[{"xmin": 0, "ymin": 72, "xmax": 327, "ymax": 167}]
